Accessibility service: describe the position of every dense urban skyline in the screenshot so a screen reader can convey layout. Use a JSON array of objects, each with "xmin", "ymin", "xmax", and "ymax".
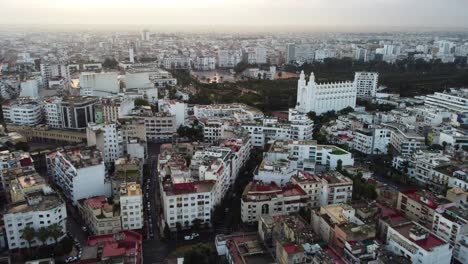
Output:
[{"xmin": 0, "ymin": 0, "xmax": 467, "ymax": 30}]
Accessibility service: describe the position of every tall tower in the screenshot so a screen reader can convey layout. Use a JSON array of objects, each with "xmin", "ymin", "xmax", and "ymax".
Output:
[
  {"xmin": 296, "ymin": 70, "xmax": 307, "ymax": 113},
  {"xmin": 129, "ymin": 43, "xmax": 135, "ymax": 64}
]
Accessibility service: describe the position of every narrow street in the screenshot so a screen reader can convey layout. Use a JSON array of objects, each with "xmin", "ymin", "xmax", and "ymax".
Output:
[{"xmin": 143, "ymin": 142, "xmax": 172, "ymax": 264}]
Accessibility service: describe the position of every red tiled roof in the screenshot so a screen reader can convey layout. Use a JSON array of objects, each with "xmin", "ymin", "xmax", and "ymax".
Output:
[
  {"xmin": 19, "ymin": 157, "xmax": 33, "ymax": 167},
  {"xmin": 250, "ymin": 180, "xmax": 281, "ymax": 192},
  {"xmin": 283, "ymin": 243, "xmax": 300, "ymax": 254},
  {"xmin": 83, "ymin": 196, "xmax": 107, "ymax": 209},
  {"xmin": 87, "ymin": 230, "xmax": 142, "ymax": 263},
  {"xmin": 413, "ymin": 234, "xmax": 447, "ymax": 251}
]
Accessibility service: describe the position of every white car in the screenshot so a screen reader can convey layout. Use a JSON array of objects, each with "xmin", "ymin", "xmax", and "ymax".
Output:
[{"xmin": 184, "ymin": 233, "xmax": 199, "ymax": 240}]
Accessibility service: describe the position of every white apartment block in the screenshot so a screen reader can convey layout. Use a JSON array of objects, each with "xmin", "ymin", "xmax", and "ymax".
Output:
[
  {"xmin": 410, "ymin": 151, "xmax": 451, "ymax": 186},
  {"xmin": 353, "ymin": 127, "xmax": 390, "ymax": 155},
  {"xmin": 194, "ymin": 56, "xmax": 216, "ymax": 71},
  {"xmin": 158, "ymin": 99, "xmax": 187, "ymax": 128},
  {"xmin": 295, "ymin": 71, "xmax": 356, "ymax": 115},
  {"xmin": 242, "ymin": 110, "xmax": 313, "ymax": 148},
  {"xmin": 40, "ymin": 63, "xmax": 69, "ymax": 88},
  {"xmin": 4, "ymin": 173, "xmax": 67, "ymax": 250},
  {"xmin": 424, "ymin": 89, "xmax": 468, "ymax": 113},
  {"xmin": 201, "ymin": 120, "xmax": 225, "ymax": 143},
  {"xmin": 255, "ymin": 140, "xmax": 354, "ymax": 185},
  {"xmin": 217, "ymin": 49, "xmax": 242, "ymax": 68},
  {"xmin": 432, "ymin": 206, "xmax": 468, "ymax": 263},
  {"xmin": 2, "ymin": 99, "xmax": 42, "ymax": 126},
  {"xmin": 240, "ymin": 181, "xmax": 308, "ymax": 224},
  {"xmin": 355, "ymin": 72, "xmax": 378, "ymax": 98},
  {"xmin": 162, "ymin": 56, "xmax": 190, "ymax": 70},
  {"xmin": 291, "ymin": 170, "xmax": 353, "ymax": 207},
  {"xmin": 43, "ymin": 97, "xmax": 63, "ymax": 128},
  {"xmin": 4, "ymin": 191, "xmax": 67, "ymax": 249},
  {"xmin": 190, "ymin": 147, "xmax": 236, "ymax": 206},
  {"xmin": 79, "ymin": 72, "xmax": 119, "ymax": 97},
  {"xmin": 314, "ymin": 49, "xmax": 337, "ymax": 62},
  {"xmin": 161, "ymin": 180, "xmax": 214, "ymax": 230},
  {"xmin": 119, "ymin": 182, "xmax": 144, "ymax": 230},
  {"xmin": 386, "ymin": 222, "xmax": 452, "ymax": 264},
  {"xmin": 194, "ymin": 103, "xmax": 264, "ymax": 121},
  {"xmin": 46, "ymin": 146, "xmax": 111, "ymax": 204},
  {"xmin": 382, "ymin": 123, "xmax": 425, "ymax": 156},
  {"xmin": 86, "ymin": 123, "xmax": 123, "ymax": 163}
]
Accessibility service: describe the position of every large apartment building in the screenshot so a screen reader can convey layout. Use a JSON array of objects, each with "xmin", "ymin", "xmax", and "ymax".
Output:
[
  {"xmin": 4, "ymin": 172, "xmax": 67, "ymax": 249},
  {"xmin": 46, "ymin": 146, "xmax": 111, "ymax": 204}
]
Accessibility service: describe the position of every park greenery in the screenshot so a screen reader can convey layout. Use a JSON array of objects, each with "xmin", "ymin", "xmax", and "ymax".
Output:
[
  {"xmin": 182, "ymin": 243, "xmax": 216, "ymax": 264},
  {"xmin": 173, "ymin": 57, "xmax": 468, "ymax": 114},
  {"xmin": 102, "ymin": 57, "xmax": 119, "ymax": 69},
  {"xmin": 177, "ymin": 120, "xmax": 203, "ymax": 141},
  {"xmin": 134, "ymin": 98, "xmax": 150, "ymax": 106},
  {"xmin": 18, "ymin": 224, "xmax": 73, "ymax": 261}
]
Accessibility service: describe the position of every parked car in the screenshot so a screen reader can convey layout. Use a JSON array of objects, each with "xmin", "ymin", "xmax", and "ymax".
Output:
[{"xmin": 184, "ymin": 233, "xmax": 199, "ymax": 240}]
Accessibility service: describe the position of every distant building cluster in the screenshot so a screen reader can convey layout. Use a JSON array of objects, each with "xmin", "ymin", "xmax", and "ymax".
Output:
[{"xmin": 0, "ymin": 29, "xmax": 467, "ymax": 264}]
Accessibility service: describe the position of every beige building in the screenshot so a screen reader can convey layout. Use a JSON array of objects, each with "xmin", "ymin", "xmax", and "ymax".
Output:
[
  {"xmin": 78, "ymin": 196, "xmax": 121, "ymax": 235},
  {"xmin": 119, "ymin": 117, "xmax": 147, "ymax": 142},
  {"xmin": 119, "ymin": 182, "xmax": 143, "ymax": 230},
  {"xmin": 112, "ymin": 157, "xmax": 143, "ymax": 196},
  {"xmin": 7, "ymin": 124, "xmax": 86, "ymax": 143},
  {"xmin": 397, "ymin": 190, "xmax": 455, "ymax": 229}
]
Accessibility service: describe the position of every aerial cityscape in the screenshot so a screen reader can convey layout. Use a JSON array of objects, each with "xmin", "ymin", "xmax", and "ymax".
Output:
[{"xmin": 0, "ymin": 1, "xmax": 467, "ymax": 264}]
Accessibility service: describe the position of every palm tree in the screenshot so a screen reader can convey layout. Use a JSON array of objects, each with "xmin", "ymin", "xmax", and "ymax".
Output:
[
  {"xmin": 37, "ymin": 227, "xmax": 50, "ymax": 246},
  {"xmin": 48, "ymin": 223, "xmax": 64, "ymax": 244},
  {"xmin": 20, "ymin": 226, "xmax": 36, "ymax": 253}
]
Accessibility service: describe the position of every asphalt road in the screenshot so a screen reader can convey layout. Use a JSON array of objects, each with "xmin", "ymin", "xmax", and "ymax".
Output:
[{"xmin": 143, "ymin": 142, "xmax": 172, "ymax": 264}]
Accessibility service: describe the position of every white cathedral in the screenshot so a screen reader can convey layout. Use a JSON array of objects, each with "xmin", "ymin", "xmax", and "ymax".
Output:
[{"xmin": 295, "ymin": 71, "xmax": 357, "ymax": 115}]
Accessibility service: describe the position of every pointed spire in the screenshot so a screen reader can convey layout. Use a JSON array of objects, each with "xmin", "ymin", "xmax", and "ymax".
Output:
[
  {"xmin": 309, "ymin": 71, "xmax": 315, "ymax": 83},
  {"xmin": 300, "ymin": 70, "xmax": 305, "ymax": 80}
]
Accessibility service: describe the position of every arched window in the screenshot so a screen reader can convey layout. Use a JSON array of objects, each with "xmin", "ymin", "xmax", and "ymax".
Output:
[{"xmin": 261, "ymin": 204, "xmax": 269, "ymax": 215}]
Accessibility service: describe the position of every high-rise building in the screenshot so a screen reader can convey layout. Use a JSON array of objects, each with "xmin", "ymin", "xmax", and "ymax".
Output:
[
  {"xmin": 286, "ymin": 43, "xmax": 296, "ymax": 64},
  {"xmin": 141, "ymin": 30, "xmax": 150, "ymax": 41},
  {"xmin": 129, "ymin": 46, "xmax": 135, "ymax": 64},
  {"xmin": 40, "ymin": 62, "xmax": 69, "ymax": 88},
  {"xmin": 355, "ymin": 72, "xmax": 378, "ymax": 98},
  {"xmin": 86, "ymin": 122, "xmax": 123, "ymax": 163}
]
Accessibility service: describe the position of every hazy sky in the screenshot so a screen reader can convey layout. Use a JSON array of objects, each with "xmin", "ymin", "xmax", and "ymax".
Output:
[{"xmin": 0, "ymin": 0, "xmax": 467, "ymax": 30}]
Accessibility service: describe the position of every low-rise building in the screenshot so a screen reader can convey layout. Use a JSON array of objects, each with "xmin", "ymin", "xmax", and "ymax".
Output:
[
  {"xmin": 386, "ymin": 222, "xmax": 452, "ymax": 264},
  {"xmin": 85, "ymin": 230, "xmax": 142, "ymax": 264},
  {"xmin": 77, "ymin": 196, "xmax": 121, "ymax": 235},
  {"xmin": 240, "ymin": 181, "xmax": 309, "ymax": 224}
]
